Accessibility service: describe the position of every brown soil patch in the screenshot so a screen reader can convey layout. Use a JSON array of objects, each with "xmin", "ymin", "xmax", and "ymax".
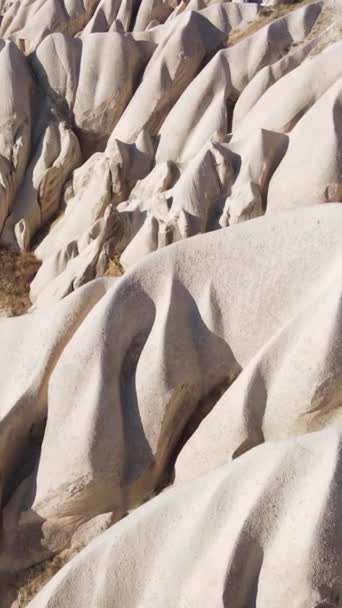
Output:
[{"xmin": 0, "ymin": 249, "xmax": 41, "ymax": 317}]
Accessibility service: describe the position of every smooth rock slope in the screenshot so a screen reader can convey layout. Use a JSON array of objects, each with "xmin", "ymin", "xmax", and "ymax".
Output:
[{"xmin": 1, "ymin": 0, "xmax": 342, "ymax": 606}]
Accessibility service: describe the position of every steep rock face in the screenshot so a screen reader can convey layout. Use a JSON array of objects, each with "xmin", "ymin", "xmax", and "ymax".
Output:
[
  {"xmin": 32, "ymin": 32, "xmax": 145, "ymax": 156},
  {"xmin": 27, "ymin": 0, "xmax": 334, "ymax": 305},
  {"xmin": 234, "ymin": 37, "xmax": 342, "ymax": 138},
  {"xmin": 156, "ymin": 1, "xmax": 322, "ymax": 164},
  {"xmin": 82, "ymin": 0, "xmax": 135, "ymax": 33},
  {"xmin": 0, "ymin": 40, "xmax": 35, "ymax": 235},
  {"xmin": 0, "ymin": 118, "xmax": 82, "ymax": 251},
  {"xmin": 0, "ymin": 0, "xmax": 102, "ymax": 51},
  {"xmin": 111, "ymin": 10, "xmax": 226, "ymax": 144},
  {"xmin": 2, "ymin": 0, "xmax": 342, "ymax": 606},
  {"xmin": 267, "ymin": 77, "xmax": 342, "ymax": 209}
]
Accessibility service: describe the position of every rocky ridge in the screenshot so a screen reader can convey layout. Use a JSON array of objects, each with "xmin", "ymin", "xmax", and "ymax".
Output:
[{"xmin": 1, "ymin": 0, "xmax": 342, "ymax": 606}]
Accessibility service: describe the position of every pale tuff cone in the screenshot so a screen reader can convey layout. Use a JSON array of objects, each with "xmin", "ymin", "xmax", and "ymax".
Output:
[{"xmin": 1, "ymin": 0, "xmax": 342, "ymax": 606}]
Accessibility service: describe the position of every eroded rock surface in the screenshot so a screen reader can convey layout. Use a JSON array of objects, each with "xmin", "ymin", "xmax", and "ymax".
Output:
[{"xmin": 1, "ymin": 0, "xmax": 342, "ymax": 606}]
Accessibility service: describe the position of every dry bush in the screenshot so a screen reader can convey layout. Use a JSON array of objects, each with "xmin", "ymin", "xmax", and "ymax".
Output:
[
  {"xmin": 7, "ymin": 547, "xmax": 80, "ymax": 608},
  {"xmin": 0, "ymin": 248, "xmax": 41, "ymax": 317},
  {"xmin": 105, "ymin": 254, "xmax": 124, "ymax": 277}
]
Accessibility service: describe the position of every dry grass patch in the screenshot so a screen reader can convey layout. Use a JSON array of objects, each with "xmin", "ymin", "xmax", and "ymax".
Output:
[
  {"xmin": 105, "ymin": 254, "xmax": 124, "ymax": 277},
  {"xmin": 0, "ymin": 248, "xmax": 41, "ymax": 317},
  {"xmin": 228, "ymin": 0, "xmax": 310, "ymax": 47},
  {"xmin": 3, "ymin": 546, "xmax": 81, "ymax": 608}
]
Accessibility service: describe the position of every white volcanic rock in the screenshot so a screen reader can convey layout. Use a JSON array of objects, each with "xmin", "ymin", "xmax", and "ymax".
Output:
[
  {"xmin": 30, "ymin": 0, "xmax": 339, "ymax": 302},
  {"xmin": 2, "ymin": 0, "xmax": 342, "ymax": 605},
  {"xmin": 133, "ymin": 0, "xmax": 178, "ymax": 31},
  {"xmin": 0, "ymin": 0, "xmax": 101, "ymax": 51},
  {"xmin": 156, "ymin": 2, "xmax": 322, "ymax": 163},
  {"xmin": 29, "ymin": 11, "xmax": 225, "ymax": 301},
  {"xmin": 1, "ymin": 0, "xmax": 334, "ymax": 306},
  {"xmin": 234, "ymin": 39, "xmax": 342, "ymax": 138},
  {"xmin": 30, "ymin": 205, "xmax": 124, "ymax": 308},
  {"xmin": 119, "ymin": 138, "xmax": 233, "ymax": 268},
  {"xmin": 155, "ymin": 49, "xmax": 232, "ymax": 164},
  {"xmin": 0, "ymin": 118, "xmax": 82, "ymax": 250},
  {"xmin": 130, "ymin": 2, "xmax": 260, "ymax": 43},
  {"xmin": 232, "ymin": 5, "xmax": 342, "ymax": 128},
  {"xmin": 232, "ymin": 37, "xmax": 320, "ymax": 129},
  {"xmin": 2, "ymin": 206, "xmax": 342, "ymax": 583},
  {"xmin": 0, "ymin": 0, "xmax": 15, "ymax": 15},
  {"xmin": 111, "ymin": 10, "xmax": 226, "ymax": 144},
  {"xmin": 219, "ymin": 128, "xmax": 288, "ymax": 225},
  {"xmin": 33, "ymin": 32, "xmax": 145, "ymax": 156},
  {"xmin": 119, "ymin": 128, "xmax": 288, "ymax": 268},
  {"xmin": 82, "ymin": 0, "xmax": 134, "ymax": 33},
  {"xmin": 267, "ymin": 77, "xmax": 342, "ymax": 210},
  {"xmin": 30, "ymin": 130, "xmax": 153, "ymax": 304},
  {"xmin": 0, "ymin": 277, "xmax": 113, "ymax": 576},
  {"xmin": 35, "ymin": 130, "xmax": 153, "ymax": 258},
  {"xmin": 190, "ymin": 0, "xmax": 259, "ymax": 31},
  {"xmin": 0, "ymin": 40, "xmax": 35, "ymax": 235},
  {"xmin": 27, "ymin": 428, "xmax": 342, "ymax": 608}
]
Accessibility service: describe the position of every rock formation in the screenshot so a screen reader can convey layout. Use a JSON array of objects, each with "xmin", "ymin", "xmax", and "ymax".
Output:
[{"xmin": 1, "ymin": 0, "xmax": 342, "ymax": 606}]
